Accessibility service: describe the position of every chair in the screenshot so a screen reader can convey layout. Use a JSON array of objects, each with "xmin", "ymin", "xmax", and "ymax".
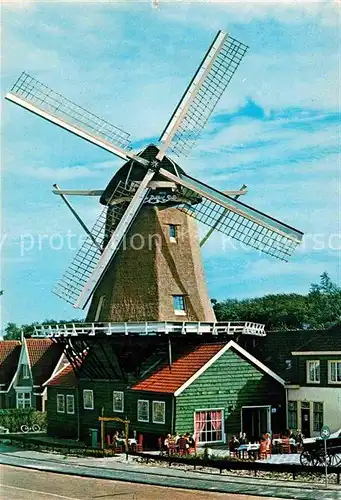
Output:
[
  {"xmin": 229, "ymin": 444, "xmax": 238, "ymax": 458},
  {"xmin": 158, "ymin": 436, "xmax": 166, "ymax": 456},
  {"xmin": 167, "ymin": 439, "xmax": 177, "ymax": 456},
  {"xmin": 259, "ymin": 441, "xmax": 268, "ymax": 459},
  {"xmin": 178, "ymin": 437, "xmax": 188, "ymax": 456},
  {"xmin": 136, "ymin": 433, "xmax": 143, "ymax": 452},
  {"xmin": 281, "ymin": 437, "xmax": 291, "ymax": 454}
]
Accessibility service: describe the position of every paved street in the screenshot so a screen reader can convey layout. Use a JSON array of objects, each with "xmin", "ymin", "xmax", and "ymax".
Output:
[{"xmin": 0, "ymin": 465, "xmax": 283, "ymax": 500}]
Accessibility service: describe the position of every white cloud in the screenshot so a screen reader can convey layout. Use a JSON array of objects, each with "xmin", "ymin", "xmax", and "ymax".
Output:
[{"xmin": 161, "ymin": 2, "xmax": 339, "ymax": 29}]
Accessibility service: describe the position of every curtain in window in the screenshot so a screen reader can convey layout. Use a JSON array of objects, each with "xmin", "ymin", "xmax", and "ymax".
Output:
[
  {"xmin": 211, "ymin": 411, "xmax": 222, "ymax": 430},
  {"xmin": 195, "ymin": 411, "xmax": 207, "ymax": 438}
]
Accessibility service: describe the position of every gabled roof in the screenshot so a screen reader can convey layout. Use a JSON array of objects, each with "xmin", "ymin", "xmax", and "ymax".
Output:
[
  {"xmin": 132, "ymin": 340, "xmax": 284, "ymax": 396},
  {"xmin": 0, "ymin": 340, "xmax": 21, "ymax": 388},
  {"xmin": 292, "ymin": 323, "xmax": 341, "ymax": 354},
  {"xmin": 253, "ymin": 328, "xmax": 326, "ymax": 380},
  {"xmin": 25, "ymin": 338, "xmax": 63, "ymax": 386},
  {"xmin": 45, "ymin": 363, "xmax": 77, "ymax": 388}
]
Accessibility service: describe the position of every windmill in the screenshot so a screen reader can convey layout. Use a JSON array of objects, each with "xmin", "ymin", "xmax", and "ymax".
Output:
[{"xmin": 6, "ymin": 30, "xmax": 303, "ymax": 324}]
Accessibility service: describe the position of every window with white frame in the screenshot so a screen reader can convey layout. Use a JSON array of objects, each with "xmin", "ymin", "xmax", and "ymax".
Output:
[
  {"xmin": 16, "ymin": 392, "xmax": 31, "ymax": 409},
  {"xmin": 113, "ymin": 391, "xmax": 124, "ymax": 413},
  {"xmin": 306, "ymin": 360, "xmax": 320, "ymax": 383},
  {"xmin": 169, "ymin": 224, "xmax": 177, "ymax": 242},
  {"xmin": 66, "ymin": 395, "xmax": 75, "ymax": 414},
  {"xmin": 57, "ymin": 394, "xmax": 65, "ymax": 413},
  {"xmin": 137, "ymin": 400, "xmax": 149, "ymax": 422},
  {"xmin": 22, "ymin": 364, "xmax": 30, "ymax": 379},
  {"xmin": 173, "ymin": 295, "xmax": 186, "ymax": 315},
  {"xmin": 194, "ymin": 410, "xmax": 223, "ymax": 443},
  {"xmin": 152, "ymin": 401, "xmax": 165, "ymax": 424},
  {"xmin": 83, "ymin": 389, "xmax": 94, "ymax": 410},
  {"xmin": 329, "ymin": 360, "xmax": 341, "ymax": 383},
  {"xmin": 313, "ymin": 402, "xmax": 324, "ymax": 431}
]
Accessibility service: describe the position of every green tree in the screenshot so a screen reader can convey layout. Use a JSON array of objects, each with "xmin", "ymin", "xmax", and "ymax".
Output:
[
  {"xmin": 214, "ymin": 272, "xmax": 340, "ymax": 330},
  {"xmin": 3, "ymin": 318, "xmax": 83, "ymax": 340},
  {"xmin": 308, "ymin": 272, "xmax": 341, "ymax": 328},
  {"xmin": 4, "ymin": 322, "xmax": 22, "ymax": 340}
]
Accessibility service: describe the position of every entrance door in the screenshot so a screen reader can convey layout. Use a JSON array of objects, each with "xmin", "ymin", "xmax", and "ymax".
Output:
[
  {"xmin": 301, "ymin": 407, "xmax": 310, "ymax": 437},
  {"xmin": 242, "ymin": 407, "xmax": 270, "ymax": 441}
]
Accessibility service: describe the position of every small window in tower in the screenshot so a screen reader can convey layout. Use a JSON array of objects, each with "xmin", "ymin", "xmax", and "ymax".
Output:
[
  {"xmin": 169, "ymin": 224, "xmax": 177, "ymax": 242},
  {"xmin": 173, "ymin": 295, "xmax": 186, "ymax": 315}
]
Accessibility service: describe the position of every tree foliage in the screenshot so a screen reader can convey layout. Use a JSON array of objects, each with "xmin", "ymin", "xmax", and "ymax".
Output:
[{"xmin": 213, "ymin": 272, "xmax": 341, "ymax": 330}]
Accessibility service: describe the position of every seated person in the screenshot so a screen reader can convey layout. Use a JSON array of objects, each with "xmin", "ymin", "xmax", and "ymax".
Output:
[
  {"xmin": 239, "ymin": 432, "xmax": 248, "ymax": 444},
  {"xmin": 164, "ymin": 434, "xmax": 173, "ymax": 449},
  {"xmin": 118, "ymin": 431, "xmax": 125, "ymax": 445},
  {"xmin": 229, "ymin": 435, "xmax": 239, "ymax": 453},
  {"xmin": 185, "ymin": 432, "xmax": 194, "ymax": 448},
  {"xmin": 264, "ymin": 433, "xmax": 271, "ymax": 450}
]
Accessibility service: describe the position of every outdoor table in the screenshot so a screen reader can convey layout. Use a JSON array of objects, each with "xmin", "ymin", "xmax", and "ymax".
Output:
[
  {"xmin": 236, "ymin": 443, "xmax": 260, "ymax": 459},
  {"xmin": 272, "ymin": 438, "xmax": 296, "ymax": 454},
  {"xmin": 128, "ymin": 438, "xmax": 137, "ymax": 450},
  {"xmin": 272, "ymin": 438, "xmax": 296, "ymax": 445}
]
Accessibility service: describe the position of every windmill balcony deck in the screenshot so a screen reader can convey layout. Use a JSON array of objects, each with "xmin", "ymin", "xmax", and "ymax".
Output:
[{"xmin": 33, "ymin": 321, "xmax": 265, "ymax": 338}]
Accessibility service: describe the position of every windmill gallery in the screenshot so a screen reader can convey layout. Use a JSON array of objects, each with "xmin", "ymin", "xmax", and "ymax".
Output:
[{"xmin": 5, "ymin": 30, "xmax": 305, "ymax": 447}]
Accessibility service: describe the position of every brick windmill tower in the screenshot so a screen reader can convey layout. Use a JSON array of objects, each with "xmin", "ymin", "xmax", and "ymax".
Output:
[{"xmin": 6, "ymin": 31, "xmax": 303, "ymax": 326}]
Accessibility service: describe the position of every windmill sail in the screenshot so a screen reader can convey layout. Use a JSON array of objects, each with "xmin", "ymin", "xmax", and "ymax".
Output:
[
  {"xmin": 74, "ymin": 169, "xmax": 155, "ymax": 309},
  {"xmin": 158, "ymin": 31, "xmax": 248, "ymax": 158},
  {"xmin": 5, "ymin": 72, "xmax": 147, "ymax": 165},
  {"xmin": 159, "ymin": 168, "xmax": 303, "ymax": 261},
  {"xmin": 53, "ymin": 177, "xmax": 151, "ymax": 307}
]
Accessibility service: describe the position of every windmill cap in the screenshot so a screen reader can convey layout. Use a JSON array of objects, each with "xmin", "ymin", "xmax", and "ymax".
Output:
[{"xmin": 100, "ymin": 144, "xmax": 185, "ymax": 206}]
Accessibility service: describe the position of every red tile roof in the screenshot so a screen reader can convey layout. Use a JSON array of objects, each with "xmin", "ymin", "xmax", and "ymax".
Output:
[
  {"xmin": 26, "ymin": 338, "xmax": 63, "ymax": 386},
  {"xmin": 132, "ymin": 343, "xmax": 226, "ymax": 394},
  {"xmin": 46, "ymin": 363, "xmax": 77, "ymax": 388},
  {"xmin": 0, "ymin": 340, "xmax": 21, "ymax": 387}
]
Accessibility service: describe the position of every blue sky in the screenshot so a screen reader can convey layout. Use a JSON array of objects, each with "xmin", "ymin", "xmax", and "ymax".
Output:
[{"xmin": 1, "ymin": 1, "xmax": 340, "ymax": 328}]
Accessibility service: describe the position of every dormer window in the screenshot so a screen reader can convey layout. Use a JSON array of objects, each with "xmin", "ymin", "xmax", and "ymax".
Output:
[
  {"xmin": 22, "ymin": 364, "xmax": 30, "ymax": 379},
  {"xmin": 307, "ymin": 360, "xmax": 320, "ymax": 383},
  {"xmin": 173, "ymin": 295, "xmax": 186, "ymax": 315},
  {"xmin": 169, "ymin": 224, "xmax": 177, "ymax": 242}
]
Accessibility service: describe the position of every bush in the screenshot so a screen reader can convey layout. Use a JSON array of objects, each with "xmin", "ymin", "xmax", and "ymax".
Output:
[
  {"xmin": 0, "ymin": 409, "xmax": 47, "ymax": 432},
  {"xmin": 83, "ymin": 448, "xmax": 104, "ymax": 458}
]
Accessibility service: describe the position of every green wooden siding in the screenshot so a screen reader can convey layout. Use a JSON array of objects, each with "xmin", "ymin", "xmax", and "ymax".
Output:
[
  {"xmin": 77, "ymin": 381, "xmax": 172, "ymax": 440},
  {"xmin": 16, "ymin": 364, "xmax": 32, "ymax": 387},
  {"xmin": 46, "ymin": 348, "xmax": 285, "ymax": 444},
  {"xmin": 47, "ymin": 380, "xmax": 173, "ymax": 442},
  {"xmin": 175, "ymin": 348, "xmax": 285, "ymax": 440},
  {"xmin": 46, "ymin": 387, "xmax": 78, "ymax": 438},
  {"xmin": 127, "ymin": 391, "xmax": 172, "ymax": 435}
]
